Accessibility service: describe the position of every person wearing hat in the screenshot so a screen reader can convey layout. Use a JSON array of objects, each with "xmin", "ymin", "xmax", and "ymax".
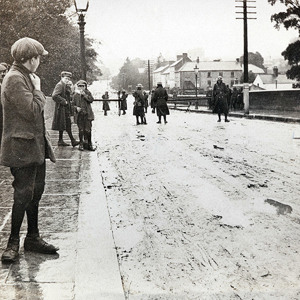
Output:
[
  {"xmin": 51, "ymin": 71, "xmax": 80, "ymax": 146},
  {"xmin": 0, "ymin": 37, "xmax": 58, "ymax": 263},
  {"xmin": 152, "ymin": 82, "xmax": 169, "ymax": 124},
  {"xmin": 102, "ymin": 91, "xmax": 110, "ymax": 116},
  {"xmin": 120, "ymin": 90, "xmax": 128, "ymax": 115},
  {"xmin": 212, "ymin": 76, "xmax": 230, "ymax": 122},
  {"xmin": 133, "ymin": 84, "xmax": 146, "ymax": 125},
  {"xmin": 72, "ymin": 80, "xmax": 96, "ymax": 151}
]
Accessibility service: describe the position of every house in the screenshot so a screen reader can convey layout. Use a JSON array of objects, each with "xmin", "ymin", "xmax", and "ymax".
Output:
[
  {"xmin": 177, "ymin": 60, "xmax": 243, "ymax": 92},
  {"xmin": 152, "ymin": 65, "xmax": 170, "ymax": 88},
  {"xmin": 168, "ymin": 53, "xmax": 192, "ymax": 89},
  {"xmin": 253, "ymin": 71, "xmax": 297, "ymax": 90}
]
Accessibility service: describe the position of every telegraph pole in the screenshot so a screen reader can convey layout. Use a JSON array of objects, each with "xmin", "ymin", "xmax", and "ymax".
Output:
[
  {"xmin": 235, "ymin": 0, "xmax": 256, "ymax": 114},
  {"xmin": 148, "ymin": 60, "xmax": 151, "ymax": 91}
]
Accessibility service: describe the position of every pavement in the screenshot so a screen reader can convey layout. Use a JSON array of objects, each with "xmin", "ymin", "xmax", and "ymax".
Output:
[
  {"xmin": 0, "ymin": 98, "xmax": 125, "ymax": 300},
  {"xmin": 170, "ymin": 105, "xmax": 300, "ymax": 123}
]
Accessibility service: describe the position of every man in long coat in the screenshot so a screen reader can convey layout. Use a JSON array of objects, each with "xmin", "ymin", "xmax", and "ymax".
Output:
[
  {"xmin": 0, "ymin": 37, "xmax": 58, "ymax": 263},
  {"xmin": 52, "ymin": 71, "xmax": 79, "ymax": 146},
  {"xmin": 152, "ymin": 82, "xmax": 169, "ymax": 124},
  {"xmin": 133, "ymin": 84, "xmax": 146, "ymax": 125},
  {"xmin": 120, "ymin": 90, "xmax": 128, "ymax": 115},
  {"xmin": 212, "ymin": 76, "xmax": 230, "ymax": 122}
]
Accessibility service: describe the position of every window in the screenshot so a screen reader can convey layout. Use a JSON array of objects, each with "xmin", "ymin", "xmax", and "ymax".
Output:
[
  {"xmin": 207, "ymin": 80, "xmax": 211, "ymax": 87},
  {"xmin": 207, "ymin": 72, "xmax": 211, "ymax": 78},
  {"xmin": 231, "ymin": 71, "xmax": 234, "ymax": 78},
  {"xmin": 230, "ymin": 80, "xmax": 234, "ymax": 86},
  {"xmin": 219, "ymin": 72, "xmax": 223, "ymax": 77}
]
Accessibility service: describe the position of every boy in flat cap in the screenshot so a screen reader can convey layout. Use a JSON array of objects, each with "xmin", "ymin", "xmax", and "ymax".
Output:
[
  {"xmin": 0, "ymin": 37, "xmax": 58, "ymax": 263},
  {"xmin": 73, "ymin": 80, "xmax": 96, "ymax": 151},
  {"xmin": 51, "ymin": 71, "xmax": 80, "ymax": 147}
]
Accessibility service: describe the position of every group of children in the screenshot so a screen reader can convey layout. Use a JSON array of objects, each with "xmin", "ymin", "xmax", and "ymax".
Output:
[{"xmin": 51, "ymin": 72, "xmax": 96, "ymax": 151}]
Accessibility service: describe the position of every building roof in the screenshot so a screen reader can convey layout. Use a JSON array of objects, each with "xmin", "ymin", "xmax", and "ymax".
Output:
[
  {"xmin": 162, "ymin": 66, "xmax": 170, "ymax": 75},
  {"xmin": 153, "ymin": 65, "xmax": 169, "ymax": 73},
  {"xmin": 178, "ymin": 61, "xmax": 242, "ymax": 72},
  {"xmin": 257, "ymin": 74, "xmax": 295, "ymax": 84},
  {"xmin": 246, "ymin": 64, "xmax": 265, "ymax": 74},
  {"xmin": 170, "ymin": 58, "xmax": 183, "ymax": 67}
]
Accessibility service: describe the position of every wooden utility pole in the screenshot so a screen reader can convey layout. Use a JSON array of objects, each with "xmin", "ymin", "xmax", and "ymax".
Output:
[
  {"xmin": 235, "ymin": 0, "xmax": 256, "ymax": 114},
  {"xmin": 148, "ymin": 60, "xmax": 151, "ymax": 91}
]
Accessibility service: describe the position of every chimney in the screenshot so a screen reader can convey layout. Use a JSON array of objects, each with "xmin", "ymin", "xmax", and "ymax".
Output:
[
  {"xmin": 196, "ymin": 56, "xmax": 200, "ymax": 63},
  {"xmin": 273, "ymin": 66, "xmax": 278, "ymax": 77},
  {"xmin": 182, "ymin": 53, "xmax": 188, "ymax": 63},
  {"xmin": 176, "ymin": 55, "xmax": 183, "ymax": 61}
]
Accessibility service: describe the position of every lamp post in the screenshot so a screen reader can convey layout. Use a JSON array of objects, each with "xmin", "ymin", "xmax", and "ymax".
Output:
[
  {"xmin": 74, "ymin": 0, "xmax": 89, "ymax": 81},
  {"xmin": 194, "ymin": 64, "xmax": 199, "ymax": 109}
]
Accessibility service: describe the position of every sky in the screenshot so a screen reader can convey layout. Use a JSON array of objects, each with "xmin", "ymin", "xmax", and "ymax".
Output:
[{"xmin": 78, "ymin": 0, "xmax": 298, "ymax": 74}]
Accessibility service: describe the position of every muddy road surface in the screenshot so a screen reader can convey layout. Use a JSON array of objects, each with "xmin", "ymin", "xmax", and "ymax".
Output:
[{"xmin": 92, "ymin": 98, "xmax": 300, "ymax": 300}]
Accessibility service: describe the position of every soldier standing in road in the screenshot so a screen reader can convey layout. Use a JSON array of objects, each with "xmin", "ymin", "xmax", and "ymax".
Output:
[
  {"xmin": 52, "ymin": 71, "xmax": 80, "ymax": 147},
  {"xmin": 102, "ymin": 91, "xmax": 110, "ymax": 116},
  {"xmin": 73, "ymin": 80, "xmax": 96, "ymax": 151},
  {"xmin": 150, "ymin": 89, "xmax": 156, "ymax": 113},
  {"xmin": 133, "ymin": 84, "xmax": 146, "ymax": 125},
  {"xmin": 0, "ymin": 37, "xmax": 58, "ymax": 263},
  {"xmin": 152, "ymin": 82, "xmax": 169, "ymax": 124},
  {"xmin": 143, "ymin": 91, "xmax": 149, "ymax": 113},
  {"xmin": 120, "ymin": 90, "xmax": 128, "ymax": 115},
  {"xmin": 212, "ymin": 76, "xmax": 230, "ymax": 122}
]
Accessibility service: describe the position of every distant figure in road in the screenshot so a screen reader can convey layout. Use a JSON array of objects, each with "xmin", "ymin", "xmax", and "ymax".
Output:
[
  {"xmin": 52, "ymin": 71, "xmax": 79, "ymax": 147},
  {"xmin": 0, "ymin": 37, "xmax": 58, "ymax": 263},
  {"xmin": 150, "ymin": 89, "xmax": 156, "ymax": 113},
  {"xmin": 231, "ymin": 87, "xmax": 238, "ymax": 110},
  {"xmin": 133, "ymin": 84, "xmax": 146, "ymax": 125},
  {"xmin": 120, "ymin": 90, "xmax": 128, "ymax": 115},
  {"xmin": 73, "ymin": 80, "xmax": 96, "ymax": 151},
  {"xmin": 143, "ymin": 91, "xmax": 149, "ymax": 113},
  {"xmin": 152, "ymin": 82, "xmax": 169, "ymax": 124},
  {"xmin": 236, "ymin": 88, "xmax": 244, "ymax": 110},
  {"xmin": 212, "ymin": 76, "xmax": 229, "ymax": 122},
  {"xmin": 102, "ymin": 91, "xmax": 110, "ymax": 116},
  {"xmin": 227, "ymin": 85, "xmax": 232, "ymax": 111}
]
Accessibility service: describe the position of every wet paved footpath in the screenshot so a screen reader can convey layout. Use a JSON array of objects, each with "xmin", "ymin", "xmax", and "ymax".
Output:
[{"xmin": 0, "ymin": 101, "xmax": 125, "ymax": 299}]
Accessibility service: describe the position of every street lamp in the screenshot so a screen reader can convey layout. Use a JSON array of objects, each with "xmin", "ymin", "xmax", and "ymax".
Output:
[
  {"xmin": 194, "ymin": 64, "xmax": 199, "ymax": 109},
  {"xmin": 74, "ymin": 0, "xmax": 89, "ymax": 81}
]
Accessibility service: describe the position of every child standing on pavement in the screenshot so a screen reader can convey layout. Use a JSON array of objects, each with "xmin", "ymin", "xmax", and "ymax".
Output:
[{"xmin": 72, "ymin": 80, "xmax": 96, "ymax": 151}]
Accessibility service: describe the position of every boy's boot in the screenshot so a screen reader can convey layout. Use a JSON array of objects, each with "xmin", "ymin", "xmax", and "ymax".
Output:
[
  {"xmin": 24, "ymin": 233, "xmax": 58, "ymax": 254},
  {"xmin": 1, "ymin": 236, "xmax": 20, "ymax": 263},
  {"xmin": 86, "ymin": 132, "xmax": 96, "ymax": 151}
]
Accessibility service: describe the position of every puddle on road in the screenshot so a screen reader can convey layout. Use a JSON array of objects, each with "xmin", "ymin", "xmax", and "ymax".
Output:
[{"xmin": 264, "ymin": 199, "xmax": 293, "ymax": 215}]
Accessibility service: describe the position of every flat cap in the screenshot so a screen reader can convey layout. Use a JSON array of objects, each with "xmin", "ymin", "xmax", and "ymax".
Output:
[
  {"xmin": 11, "ymin": 37, "xmax": 48, "ymax": 62},
  {"xmin": 76, "ymin": 80, "xmax": 87, "ymax": 86},
  {"xmin": 61, "ymin": 71, "xmax": 72, "ymax": 78}
]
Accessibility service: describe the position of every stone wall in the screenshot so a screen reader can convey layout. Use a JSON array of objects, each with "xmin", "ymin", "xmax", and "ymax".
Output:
[{"xmin": 250, "ymin": 90, "xmax": 300, "ymax": 112}]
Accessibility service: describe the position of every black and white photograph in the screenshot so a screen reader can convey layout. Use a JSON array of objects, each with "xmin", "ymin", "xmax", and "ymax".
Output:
[{"xmin": 0, "ymin": 0, "xmax": 300, "ymax": 299}]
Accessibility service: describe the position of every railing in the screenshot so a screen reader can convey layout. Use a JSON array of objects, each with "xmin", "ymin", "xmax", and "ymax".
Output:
[{"xmin": 167, "ymin": 96, "xmax": 211, "ymax": 110}]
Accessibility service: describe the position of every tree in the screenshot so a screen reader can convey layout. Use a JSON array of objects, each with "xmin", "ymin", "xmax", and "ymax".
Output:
[
  {"xmin": 268, "ymin": 0, "xmax": 300, "ymax": 80},
  {"xmin": 0, "ymin": 0, "xmax": 101, "ymax": 95},
  {"xmin": 240, "ymin": 71, "xmax": 256, "ymax": 84},
  {"xmin": 239, "ymin": 52, "xmax": 265, "ymax": 70},
  {"xmin": 111, "ymin": 57, "xmax": 149, "ymax": 91}
]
